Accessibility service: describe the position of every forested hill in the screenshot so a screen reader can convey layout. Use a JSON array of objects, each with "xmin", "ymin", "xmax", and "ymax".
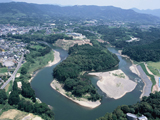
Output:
[
  {"xmin": 53, "ymin": 44, "xmax": 119, "ymax": 101},
  {"xmin": 0, "ymin": 2, "xmax": 160, "ymax": 24},
  {"xmin": 97, "ymin": 92, "xmax": 160, "ymax": 120},
  {"xmin": 122, "ymin": 39, "xmax": 160, "ymax": 62}
]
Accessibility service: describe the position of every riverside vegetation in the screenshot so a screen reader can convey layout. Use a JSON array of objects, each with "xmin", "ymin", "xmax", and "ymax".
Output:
[
  {"xmin": 97, "ymin": 92, "xmax": 160, "ymax": 120},
  {"xmin": 16, "ymin": 43, "xmax": 53, "ymax": 82},
  {"xmin": 0, "ymin": 43, "xmax": 55, "ymax": 119},
  {"xmin": 0, "ymin": 41, "xmax": 57, "ymax": 119},
  {"xmin": 0, "ymin": 81, "xmax": 54, "ymax": 120},
  {"xmin": 53, "ymin": 43, "xmax": 119, "ymax": 101}
]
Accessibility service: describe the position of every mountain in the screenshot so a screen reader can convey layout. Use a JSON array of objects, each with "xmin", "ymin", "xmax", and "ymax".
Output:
[
  {"xmin": 0, "ymin": 0, "xmax": 12, "ymax": 3},
  {"xmin": 0, "ymin": 2, "xmax": 160, "ymax": 24},
  {"xmin": 132, "ymin": 8, "xmax": 160, "ymax": 18}
]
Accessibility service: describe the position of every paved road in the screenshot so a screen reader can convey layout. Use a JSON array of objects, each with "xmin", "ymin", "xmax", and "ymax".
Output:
[
  {"xmin": 0, "ymin": 53, "xmax": 24, "ymax": 89},
  {"xmin": 137, "ymin": 65, "xmax": 152, "ymax": 98}
]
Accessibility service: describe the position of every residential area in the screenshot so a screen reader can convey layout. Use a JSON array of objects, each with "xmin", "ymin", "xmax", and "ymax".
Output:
[{"xmin": 0, "ymin": 38, "xmax": 28, "ymax": 87}]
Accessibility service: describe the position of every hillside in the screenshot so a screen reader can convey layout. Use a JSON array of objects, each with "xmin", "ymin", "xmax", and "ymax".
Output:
[
  {"xmin": 132, "ymin": 8, "xmax": 160, "ymax": 18},
  {"xmin": 97, "ymin": 92, "xmax": 160, "ymax": 120},
  {"xmin": 0, "ymin": 2, "xmax": 159, "ymax": 24},
  {"xmin": 122, "ymin": 39, "xmax": 160, "ymax": 62}
]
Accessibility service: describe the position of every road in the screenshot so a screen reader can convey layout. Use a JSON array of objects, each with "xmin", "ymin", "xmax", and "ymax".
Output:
[
  {"xmin": 0, "ymin": 53, "xmax": 24, "ymax": 89},
  {"xmin": 137, "ymin": 65, "xmax": 152, "ymax": 98}
]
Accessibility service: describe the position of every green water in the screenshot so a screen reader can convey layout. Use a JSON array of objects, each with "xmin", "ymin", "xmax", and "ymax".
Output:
[{"xmin": 31, "ymin": 47, "xmax": 144, "ymax": 120}]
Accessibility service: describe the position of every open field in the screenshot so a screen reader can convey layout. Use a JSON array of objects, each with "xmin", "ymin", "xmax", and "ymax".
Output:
[
  {"xmin": 27, "ymin": 51, "xmax": 54, "ymax": 73},
  {"xmin": 147, "ymin": 61, "xmax": 160, "ymax": 76},
  {"xmin": 0, "ymin": 109, "xmax": 43, "ymax": 120},
  {"xmin": 140, "ymin": 63, "xmax": 156, "ymax": 90},
  {"xmin": 19, "ymin": 50, "xmax": 54, "ymax": 75},
  {"xmin": 54, "ymin": 39, "xmax": 92, "ymax": 50},
  {"xmin": 5, "ymin": 81, "xmax": 12, "ymax": 97},
  {"xmin": 31, "ymin": 45, "xmax": 46, "ymax": 50},
  {"xmin": 0, "ymin": 67, "xmax": 8, "ymax": 73}
]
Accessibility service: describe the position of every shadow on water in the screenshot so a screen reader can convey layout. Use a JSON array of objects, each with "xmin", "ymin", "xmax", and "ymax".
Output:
[{"xmin": 31, "ymin": 46, "xmax": 143, "ymax": 120}]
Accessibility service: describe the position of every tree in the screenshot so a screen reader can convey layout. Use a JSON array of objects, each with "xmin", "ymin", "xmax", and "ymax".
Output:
[
  {"xmin": 21, "ymin": 81, "xmax": 36, "ymax": 102},
  {"xmin": 21, "ymin": 67, "xmax": 27, "ymax": 75},
  {"xmin": 13, "ymin": 81, "xmax": 18, "ymax": 91},
  {"xmin": 8, "ymin": 90, "xmax": 20, "ymax": 105},
  {"xmin": 0, "ymin": 89, "xmax": 7, "ymax": 104}
]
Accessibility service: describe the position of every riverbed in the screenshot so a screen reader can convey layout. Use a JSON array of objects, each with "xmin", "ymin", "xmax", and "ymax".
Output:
[{"xmin": 31, "ymin": 46, "xmax": 144, "ymax": 120}]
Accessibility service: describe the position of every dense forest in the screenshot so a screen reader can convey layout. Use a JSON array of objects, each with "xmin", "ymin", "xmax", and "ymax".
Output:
[
  {"xmin": 0, "ymin": 81, "xmax": 54, "ymax": 120},
  {"xmin": 53, "ymin": 44, "xmax": 119, "ymax": 101},
  {"xmin": 75, "ymin": 25, "xmax": 160, "ymax": 62},
  {"xmin": 97, "ymin": 92, "xmax": 160, "ymax": 120},
  {"xmin": 122, "ymin": 39, "xmax": 160, "ymax": 62}
]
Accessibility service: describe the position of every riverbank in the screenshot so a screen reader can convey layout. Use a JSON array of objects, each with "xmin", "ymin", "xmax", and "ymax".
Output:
[
  {"xmin": 118, "ymin": 50, "xmax": 140, "ymax": 77},
  {"xmin": 144, "ymin": 63, "xmax": 159, "ymax": 93},
  {"xmin": 46, "ymin": 50, "xmax": 61, "ymax": 67},
  {"xmin": 50, "ymin": 79, "xmax": 101, "ymax": 109},
  {"xmin": 89, "ymin": 69, "xmax": 137, "ymax": 99},
  {"xmin": 129, "ymin": 65, "xmax": 140, "ymax": 76},
  {"xmin": 29, "ymin": 50, "xmax": 61, "ymax": 83}
]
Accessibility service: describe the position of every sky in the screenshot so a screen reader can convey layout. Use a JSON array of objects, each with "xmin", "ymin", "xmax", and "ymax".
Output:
[{"xmin": 14, "ymin": 0, "xmax": 160, "ymax": 10}]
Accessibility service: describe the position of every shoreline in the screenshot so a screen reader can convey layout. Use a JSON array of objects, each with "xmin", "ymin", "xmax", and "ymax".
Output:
[
  {"xmin": 117, "ymin": 49, "xmax": 149, "ymax": 99},
  {"xmin": 89, "ymin": 69, "xmax": 137, "ymax": 99},
  {"xmin": 29, "ymin": 50, "xmax": 61, "ymax": 83},
  {"xmin": 45, "ymin": 50, "xmax": 61, "ymax": 67},
  {"xmin": 50, "ymin": 80, "xmax": 101, "ymax": 109},
  {"xmin": 29, "ymin": 48, "xmax": 101, "ymax": 108}
]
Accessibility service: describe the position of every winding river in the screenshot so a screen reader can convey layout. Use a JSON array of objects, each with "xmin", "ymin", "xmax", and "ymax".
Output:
[{"xmin": 31, "ymin": 46, "xmax": 144, "ymax": 120}]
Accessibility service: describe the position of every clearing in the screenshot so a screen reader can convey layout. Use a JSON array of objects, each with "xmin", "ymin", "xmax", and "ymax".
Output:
[
  {"xmin": 0, "ymin": 109, "xmax": 43, "ymax": 120},
  {"xmin": 147, "ymin": 61, "xmax": 160, "ymax": 76}
]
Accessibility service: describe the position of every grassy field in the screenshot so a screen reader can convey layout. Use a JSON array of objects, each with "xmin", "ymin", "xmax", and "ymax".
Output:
[
  {"xmin": 147, "ymin": 61, "xmax": 160, "ymax": 76},
  {"xmin": 27, "ymin": 50, "xmax": 54, "ymax": 74},
  {"xmin": 0, "ymin": 67, "xmax": 8, "ymax": 73},
  {"xmin": 31, "ymin": 45, "xmax": 45, "ymax": 50},
  {"xmin": 140, "ymin": 63, "xmax": 156, "ymax": 90},
  {"xmin": 0, "ymin": 109, "xmax": 43, "ymax": 120},
  {"xmin": 5, "ymin": 81, "xmax": 12, "ymax": 97},
  {"xmin": 17, "ymin": 49, "xmax": 54, "ymax": 82}
]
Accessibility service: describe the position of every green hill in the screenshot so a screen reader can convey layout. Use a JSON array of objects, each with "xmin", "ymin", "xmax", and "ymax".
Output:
[{"xmin": 0, "ymin": 2, "xmax": 159, "ymax": 25}]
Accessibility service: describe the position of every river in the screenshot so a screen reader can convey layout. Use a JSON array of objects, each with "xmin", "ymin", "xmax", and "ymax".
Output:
[{"xmin": 31, "ymin": 46, "xmax": 144, "ymax": 120}]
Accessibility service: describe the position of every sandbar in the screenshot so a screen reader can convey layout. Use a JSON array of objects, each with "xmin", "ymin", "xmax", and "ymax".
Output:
[
  {"xmin": 89, "ymin": 69, "xmax": 137, "ymax": 99},
  {"xmin": 50, "ymin": 80, "xmax": 101, "ymax": 109},
  {"xmin": 129, "ymin": 65, "xmax": 140, "ymax": 76},
  {"xmin": 46, "ymin": 50, "xmax": 61, "ymax": 67}
]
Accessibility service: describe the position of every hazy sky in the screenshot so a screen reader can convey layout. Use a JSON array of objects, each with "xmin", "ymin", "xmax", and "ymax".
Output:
[{"xmin": 14, "ymin": 0, "xmax": 160, "ymax": 10}]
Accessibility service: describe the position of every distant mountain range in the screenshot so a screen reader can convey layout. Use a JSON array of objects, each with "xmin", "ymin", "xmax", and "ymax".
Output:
[
  {"xmin": 132, "ymin": 8, "xmax": 160, "ymax": 18},
  {"xmin": 0, "ymin": 2, "xmax": 160, "ymax": 24}
]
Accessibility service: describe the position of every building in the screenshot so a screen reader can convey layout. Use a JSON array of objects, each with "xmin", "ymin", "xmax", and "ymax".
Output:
[
  {"xmin": 127, "ymin": 113, "xmax": 137, "ymax": 120},
  {"xmin": 138, "ymin": 115, "xmax": 148, "ymax": 120},
  {"xmin": 126, "ymin": 113, "xmax": 148, "ymax": 120},
  {"xmin": 66, "ymin": 33, "xmax": 86, "ymax": 39}
]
